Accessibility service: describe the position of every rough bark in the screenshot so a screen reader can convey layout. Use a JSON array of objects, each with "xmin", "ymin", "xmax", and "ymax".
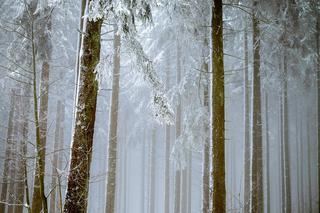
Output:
[
  {"xmin": 211, "ymin": 0, "xmax": 226, "ymax": 212},
  {"xmin": 243, "ymin": 27, "xmax": 251, "ymax": 213},
  {"xmin": 250, "ymin": 1, "xmax": 263, "ymax": 211},
  {"xmin": 0, "ymin": 90, "xmax": 16, "ymax": 213},
  {"xmin": 105, "ymin": 30, "xmax": 121, "ymax": 213},
  {"xmin": 63, "ymin": 5, "xmax": 102, "ymax": 212}
]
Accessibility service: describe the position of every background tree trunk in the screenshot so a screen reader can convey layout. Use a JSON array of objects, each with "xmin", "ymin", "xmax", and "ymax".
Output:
[
  {"xmin": 149, "ymin": 128, "xmax": 156, "ymax": 213},
  {"xmin": 105, "ymin": 29, "xmax": 121, "ymax": 213},
  {"xmin": 0, "ymin": 90, "xmax": 15, "ymax": 213}
]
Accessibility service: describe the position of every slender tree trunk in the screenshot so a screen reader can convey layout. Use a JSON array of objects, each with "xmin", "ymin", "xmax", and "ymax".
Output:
[
  {"xmin": 174, "ymin": 42, "xmax": 182, "ymax": 213},
  {"xmin": 280, "ymin": 93, "xmax": 285, "ymax": 213},
  {"xmin": 49, "ymin": 100, "xmax": 63, "ymax": 213},
  {"xmin": 295, "ymin": 105, "xmax": 300, "ymax": 213},
  {"xmin": 141, "ymin": 131, "xmax": 146, "ymax": 213},
  {"xmin": 187, "ymin": 151, "xmax": 192, "ymax": 213},
  {"xmin": 105, "ymin": 28, "xmax": 121, "ymax": 213},
  {"xmin": 283, "ymin": 53, "xmax": 292, "ymax": 213},
  {"xmin": 251, "ymin": 1, "xmax": 263, "ymax": 211},
  {"xmin": 32, "ymin": 6, "xmax": 52, "ymax": 212},
  {"xmin": 265, "ymin": 93, "xmax": 270, "ymax": 213},
  {"xmin": 243, "ymin": 27, "xmax": 251, "ymax": 213},
  {"xmin": 57, "ymin": 102, "xmax": 65, "ymax": 213},
  {"xmin": 63, "ymin": 2, "xmax": 102, "ymax": 211},
  {"xmin": 0, "ymin": 90, "xmax": 15, "ymax": 213},
  {"xmin": 150, "ymin": 128, "xmax": 156, "ymax": 213},
  {"xmin": 300, "ymin": 117, "xmax": 305, "ymax": 211},
  {"xmin": 316, "ymin": 10, "xmax": 320, "ymax": 212},
  {"xmin": 211, "ymin": 0, "xmax": 225, "ymax": 212},
  {"xmin": 307, "ymin": 120, "xmax": 313, "ymax": 212},
  {"xmin": 164, "ymin": 57, "xmax": 171, "ymax": 213}
]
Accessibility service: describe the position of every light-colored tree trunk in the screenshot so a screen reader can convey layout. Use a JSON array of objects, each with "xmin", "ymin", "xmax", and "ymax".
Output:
[
  {"xmin": 63, "ymin": 1, "xmax": 102, "ymax": 211},
  {"xmin": 307, "ymin": 119, "xmax": 313, "ymax": 212},
  {"xmin": 211, "ymin": 0, "xmax": 225, "ymax": 212},
  {"xmin": 32, "ymin": 5, "xmax": 52, "ymax": 212},
  {"xmin": 265, "ymin": 93, "xmax": 270, "ymax": 213},
  {"xmin": 141, "ymin": 131, "xmax": 146, "ymax": 213},
  {"xmin": 0, "ymin": 90, "xmax": 16, "ymax": 213},
  {"xmin": 300, "ymin": 117, "xmax": 305, "ymax": 211},
  {"xmin": 105, "ymin": 29, "xmax": 121, "ymax": 213},
  {"xmin": 187, "ymin": 151, "xmax": 192, "ymax": 213},
  {"xmin": 295, "ymin": 105, "xmax": 300, "ymax": 213},
  {"xmin": 164, "ymin": 56, "xmax": 171, "ymax": 213},
  {"xmin": 243, "ymin": 27, "xmax": 251, "ymax": 213},
  {"xmin": 250, "ymin": 1, "xmax": 263, "ymax": 211},
  {"xmin": 149, "ymin": 128, "xmax": 156, "ymax": 213},
  {"xmin": 280, "ymin": 94, "xmax": 285, "ymax": 213},
  {"xmin": 174, "ymin": 42, "xmax": 182, "ymax": 213},
  {"xmin": 49, "ymin": 100, "xmax": 64, "ymax": 213}
]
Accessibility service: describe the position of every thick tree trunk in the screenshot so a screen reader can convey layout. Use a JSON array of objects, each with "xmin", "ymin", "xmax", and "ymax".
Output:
[
  {"xmin": 49, "ymin": 100, "xmax": 64, "ymax": 213},
  {"xmin": 63, "ymin": 4, "xmax": 102, "ymax": 211},
  {"xmin": 243, "ymin": 27, "xmax": 250, "ymax": 213},
  {"xmin": 211, "ymin": 0, "xmax": 225, "ymax": 212},
  {"xmin": 251, "ymin": 1, "xmax": 263, "ymax": 211},
  {"xmin": 105, "ymin": 29, "xmax": 121, "ymax": 213},
  {"xmin": 0, "ymin": 90, "xmax": 16, "ymax": 213}
]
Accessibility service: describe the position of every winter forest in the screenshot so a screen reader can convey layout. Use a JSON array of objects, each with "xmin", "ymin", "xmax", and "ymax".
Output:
[{"xmin": 0, "ymin": 0, "xmax": 319, "ymax": 213}]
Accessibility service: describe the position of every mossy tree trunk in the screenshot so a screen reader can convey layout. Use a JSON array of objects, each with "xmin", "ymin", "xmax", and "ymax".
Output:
[
  {"xmin": 63, "ymin": 3, "xmax": 102, "ymax": 211},
  {"xmin": 211, "ymin": 0, "xmax": 225, "ymax": 212}
]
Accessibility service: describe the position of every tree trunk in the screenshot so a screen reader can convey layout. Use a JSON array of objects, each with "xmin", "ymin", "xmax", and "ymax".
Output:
[
  {"xmin": 32, "ymin": 6, "xmax": 52, "ymax": 212},
  {"xmin": 174, "ymin": 42, "xmax": 182, "ymax": 213},
  {"xmin": 316, "ymin": 9, "xmax": 320, "ymax": 212},
  {"xmin": 300, "ymin": 117, "xmax": 305, "ymax": 211},
  {"xmin": 149, "ymin": 128, "xmax": 156, "ymax": 213},
  {"xmin": 265, "ymin": 93, "xmax": 270, "ymax": 213},
  {"xmin": 283, "ymin": 53, "xmax": 292, "ymax": 213},
  {"xmin": 15, "ymin": 90, "xmax": 28, "ymax": 213},
  {"xmin": 202, "ymin": 45, "xmax": 210, "ymax": 213},
  {"xmin": 211, "ymin": 0, "xmax": 225, "ymax": 212},
  {"xmin": 243, "ymin": 27, "xmax": 251, "ymax": 213},
  {"xmin": 187, "ymin": 151, "xmax": 192, "ymax": 213},
  {"xmin": 105, "ymin": 29, "xmax": 121, "ymax": 213},
  {"xmin": 0, "ymin": 90, "xmax": 16, "ymax": 213},
  {"xmin": 49, "ymin": 100, "xmax": 63, "ymax": 213},
  {"xmin": 295, "ymin": 105, "xmax": 300, "ymax": 213},
  {"xmin": 307, "ymin": 119, "xmax": 312, "ymax": 212},
  {"xmin": 164, "ymin": 57, "xmax": 171, "ymax": 213},
  {"xmin": 63, "ymin": 2, "xmax": 102, "ymax": 211},
  {"xmin": 250, "ymin": 1, "xmax": 263, "ymax": 211},
  {"xmin": 280, "ymin": 94, "xmax": 285, "ymax": 213},
  {"xmin": 141, "ymin": 131, "xmax": 146, "ymax": 213}
]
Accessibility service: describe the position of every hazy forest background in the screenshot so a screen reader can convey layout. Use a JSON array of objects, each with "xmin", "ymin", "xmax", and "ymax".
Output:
[{"xmin": 0, "ymin": 0, "xmax": 319, "ymax": 213}]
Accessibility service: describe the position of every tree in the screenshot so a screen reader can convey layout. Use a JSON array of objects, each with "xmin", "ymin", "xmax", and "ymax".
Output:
[
  {"xmin": 0, "ymin": 89, "xmax": 16, "ymax": 213},
  {"xmin": 250, "ymin": 1, "xmax": 263, "ymax": 211},
  {"xmin": 211, "ymin": 0, "xmax": 225, "ymax": 212},
  {"xmin": 63, "ymin": 0, "xmax": 103, "ymax": 211},
  {"xmin": 105, "ymin": 28, "xmax": 121, "ymax": 213}
]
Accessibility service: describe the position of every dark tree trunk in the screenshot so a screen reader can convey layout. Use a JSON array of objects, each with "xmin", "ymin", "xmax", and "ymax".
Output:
[
  {"xmin": 63, "ymin": 3, "xmax": 102, "ymax": 211},
  {"xmin": 211, "ymin": 0, "xmax": 226, "ymax": 212}
]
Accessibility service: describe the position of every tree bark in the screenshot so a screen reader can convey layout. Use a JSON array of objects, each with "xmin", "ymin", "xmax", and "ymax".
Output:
[
  {"xmin": 243, "ymin": 27, "xmax": 251, "ymax": 213},
  {"xmin": 49, "ymin": 100, "xmax": 64, "ymax": 213},
  {"xmin": 164, "ymin": 56, "xmax": 171, "ymax": 213},
  {"xmin": 250, "ymin": 1, "xmax": 263, "ymax": 211},
  {"xmin": 0, "ymin": 90, "xmax": 16, "ymax": 213},
  {"xmin": 174, "ymin": 42, "xmax": 182, "ymax": 213},
  {"xmin": 105, "ymin": 29, "xmax": 121, "ymax": 213},
  {"xmin": 63, "ymin": 2, "xmax": 102, "ymax": 211},
  {"xmin": 32, "ymin": 6, "xmax": 52, "ymax": 212},
  {"xmin": 211, "ymin": 0, "xmax": 225, "ymax": 212}
]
